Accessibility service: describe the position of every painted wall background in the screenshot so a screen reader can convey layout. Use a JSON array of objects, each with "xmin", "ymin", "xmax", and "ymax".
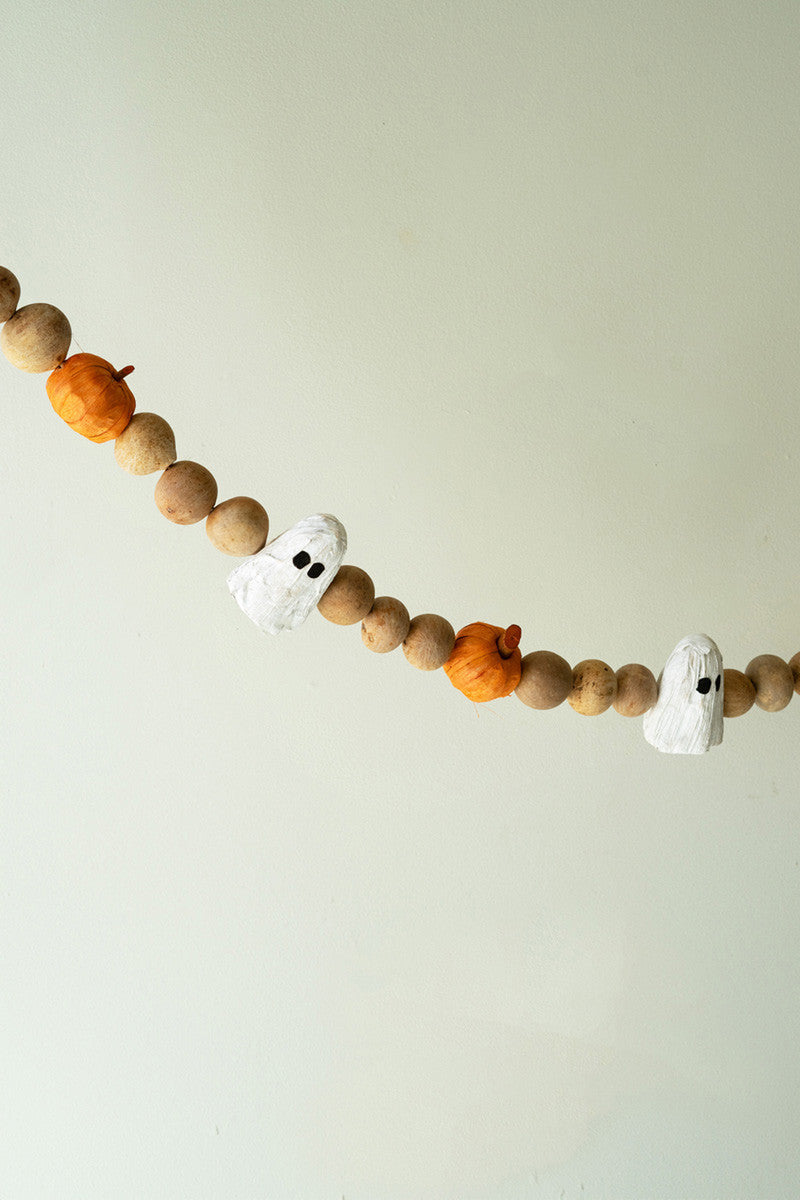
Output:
[{"xmin": 2, "ymin": 2, "xmax": 799, "ymax": 1197}]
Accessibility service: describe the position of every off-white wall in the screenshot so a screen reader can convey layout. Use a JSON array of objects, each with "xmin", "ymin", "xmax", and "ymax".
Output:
[{"xmin": 2, "ymin": 2, "xmax": 799, "ymax": 1197}]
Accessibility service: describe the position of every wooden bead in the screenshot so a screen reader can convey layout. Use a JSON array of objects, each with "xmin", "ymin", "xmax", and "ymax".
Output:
[
  {"xmin": 317, "ymin": 565, "xmax": 375, "ymax": 625},
  {"xmin": 568, "ymin": 659, "xmax": 617, "ymax": 716},
  {"xmin": 613, "ymin": 663, "xmax": 658, "ymax": 717},
  {"xmin": 206, "ymin": 496, "xmax": 269, "ymax": 556},
  {"xmin": 402, "ymin": 613, "xmax": 456, "ymax": 671},
  {"xmin": 515, "ymin": 650, "xmax": 572, "ymax": 709},
  {"xmin": 155, "ymin": 460, "xmax": 217, "ymax": 525},
  {"xmin": 115, "ymin": 412, "xmax": 177, "ymax": 474},
  {"xmin": 745, "ymin": 654, "xmax": 794, "ymax": 712},
  {"xmin": 361, "ymin": 596, "xmax": 411, "ymax": 653},
  {"xmin": 0, "ymin": 302, "xmax": 71, "ymax": 372},
  {"xmin": 0, "ymin": 266, "xmax": 20, "ymax": 322},
  {"xmin": 789, "ymin": 651, "xmax": 800, "ymax": 695},
  {"xmin": 723, "ymin": 669, "xmax": 756, "ymax": 717}
]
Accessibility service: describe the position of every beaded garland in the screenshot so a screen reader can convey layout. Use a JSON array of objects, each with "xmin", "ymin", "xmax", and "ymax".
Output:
[{"xmin": 3, "ymin": 263, "xmax": 799, "ymax": 753}]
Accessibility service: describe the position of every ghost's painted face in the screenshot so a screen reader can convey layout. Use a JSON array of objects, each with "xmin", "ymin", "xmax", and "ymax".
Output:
[
  {"xmin": 227, "ymin": 513, "xmax": 347, "ymax": 635},
  {"xmin": 643, "ymin": 633, "xmax": 724, "ymax": 754}
]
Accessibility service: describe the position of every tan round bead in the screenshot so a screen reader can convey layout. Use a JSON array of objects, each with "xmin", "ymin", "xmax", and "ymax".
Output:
[
  {"xmin": 115, "ymin": 412, "xmax": 177, "ymax": 475},
  {"xmin": 745, "ymin": 654, "xmax": 794, "ymax": 713},
  {"xmin": 317, "ymin": 565, "xmax": 375, "ymax": 625},
  {"xmin": 0, "ymin": 266, "xmax": 20, "ymax": 322},
  {"xmin": 361, "ymin": 596, "xmax": 411, "ymax": 653},
  {"xmin": 154, "ymin": 460, "xmax": 218, "ymax": 525},
  {"xmin": 789, "ymin": 651, "xmax": 800, "ymax": 695},
  {"xmin": 0, "ymin": 302, "xmax": 71, "ymax": 372},
  {"xmin": 613, "ymin": 663, "xmax": 658, "ymax": 717},
  {"xmin": 723, "ymin": 669, "xmax": 756, "ymax": 718},
  {"xmin": 515, "ymin": 650, "xmax": 572, "ymax": 709},
  {"xmin": 402, "ymin": 613, "xmax": 456, "ymax": 671},
  {"xmin": 568, "ymin": 659, "xmax": 617, "ymax": 716},
  {"xmin": 206, "ymin": 496, "xmax": 269, "ymax": 556}
]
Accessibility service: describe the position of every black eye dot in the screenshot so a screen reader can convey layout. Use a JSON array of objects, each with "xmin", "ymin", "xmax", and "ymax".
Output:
[
  {"xmin": 292, "ymin": 551, "xmax": 311, "ymax": 569},
  {"xmin": 696, "ymin": 677, "xmax": 712, "ymax": 694},
  {"xmin": 307, "ymin": 562, "xmax": 325, "ymax": 579},
  {"xmin": 715, "ymin": 674, "xmax": 721, "ymax": 691}
]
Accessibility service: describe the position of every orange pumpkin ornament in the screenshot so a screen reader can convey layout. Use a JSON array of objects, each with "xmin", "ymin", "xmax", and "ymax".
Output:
[
  {"xmin": 46, "ymin": 353, "xmax": 136, "ymax": 443},
  {"xmin": 444, "ymin": 621, "xmax": 523, "ymax": 702}
]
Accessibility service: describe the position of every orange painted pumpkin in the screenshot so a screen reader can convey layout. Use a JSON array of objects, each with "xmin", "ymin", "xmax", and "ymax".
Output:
[
  {"xmin": 46, "ymin": 353, "xmax": 135, "ymax": 442},
  {"xmin": 444, "ymin": 622, "xmax": 523, "ymax": 702}
]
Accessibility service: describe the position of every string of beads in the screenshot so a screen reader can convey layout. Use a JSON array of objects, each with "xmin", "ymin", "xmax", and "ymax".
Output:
[{"xmin": 2, "ymin": 264, "xmax": 799, "ymax": 733}]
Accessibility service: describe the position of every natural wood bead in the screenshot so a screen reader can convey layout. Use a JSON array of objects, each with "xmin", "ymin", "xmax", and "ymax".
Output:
[
  {"xmin": 115, "ymin": 412, "xmax": 177, "ymax": 474},
  {"xmin": 0, "ymin": 302, "xmax": 71, "ymax": 372},
  {"xmin": 568, "ymin": 659, "xmax": 617, "ymax": 716},
  {"xmin": 317, "ymin": 565, "xmax": 375, "ymax": 625},
  {"xmin": 745, "ymin": 654, "xmax": 794, "ymax": 712},
  {"xmin": 206, "ymin": 496, "xmax": 269, "ymax": 556},
  {"xmin": 361, "ymin": 596, "xmax": 411, "ymax": 653},
  {"xmin": 789, "ymin": 651, "xmax": 800, "ymax": 695},
  {"xmin": 402, "ymin": 613, "xmax": 456, "ymax": 671},
  {"xmin": 0, "ymin": 266, "xmax": 20, "ymax": 322},
  {"xmin": 723, "ymin": 669, "xmax": 756, "ymax": 717},
  {"xmin": 515, "ymin": 650, "xmax": 572, "ymax": 709},
  {"xmin": 613, "ymin": 663, "xmax": 658, "ymax": 717},
  {"xmin": 154, "ymin": 460, "xmax": 217, "ymax": 525}
]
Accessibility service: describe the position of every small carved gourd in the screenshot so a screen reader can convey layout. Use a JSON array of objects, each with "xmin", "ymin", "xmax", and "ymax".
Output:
[
  {"xmin": 46, "ymin": 353, "xmax": 135, "ymax": 442},
  {"xmin": 444, "ymin": 622, "xmax": 522, "ymax": 702}
]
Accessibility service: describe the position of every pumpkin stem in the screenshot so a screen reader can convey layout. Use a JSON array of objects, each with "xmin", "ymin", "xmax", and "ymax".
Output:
[
  {"xmin": 497, "ymin": 625, "xmax": 521, "ymax": 658},
  {"xmin": 113, "ymin": 364, "xmax": 135, "ymax": 381}
]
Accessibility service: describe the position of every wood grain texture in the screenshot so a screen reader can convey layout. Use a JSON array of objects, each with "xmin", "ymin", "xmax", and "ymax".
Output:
[
  {"xmin": 317, "ymin": 565, "xmax": 375, "ymax": 625},
  {"xmin": 207, "ymin": 497, "xmax": 269, "ymax": 557},
  {"xmin": 155, "ymin": 460, "xmax": 218, "ymax": 524},
  {"xmin": 568, "ymin": 659, "xmax": 617, "ymax": 716},
  {"xmin": 515, "ymin": 650, "xmax": 573, "ymax": 710},
  {"xmin": 361, "ymin": 596, "xmax": 410, "ymax": 653},
  {"xmin": 613, "ymin": 663, "xmax": 658, "ymax": 717},
  {"xmin": 745, "ymin": 655, "xmax": 794, "ymax": 712},
  {"xmin": 115, "ymin": 412, "xmax": 177, "ymax": 475},
  {"xmin": 0, "ymin": 266, "xmax": 20, "ymax": 322},
  {"xmin": 1, "ymin": 302, "xmax": 71, "ymax": 372},
  {"xmin": 722, "ymin": 669, "xmax": 756, "ymax": 717},
  {"xmin": 402, "ymin": 614, "xmax": 455, "ymax": 671}
]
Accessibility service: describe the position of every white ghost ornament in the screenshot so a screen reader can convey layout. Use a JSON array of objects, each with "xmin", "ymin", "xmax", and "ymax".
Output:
[
  {"xmin": 227, "ymin": 513, "xmax": 347, "ymax": 635},
  {"xmin": 643, "ymin": 633, "xmax": 724, "ymax": 754}
]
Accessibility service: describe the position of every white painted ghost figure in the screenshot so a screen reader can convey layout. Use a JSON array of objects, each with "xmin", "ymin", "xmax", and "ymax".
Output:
[
  {"xmin": 643, "ymin": 633, "xmax": 724, "ymax": 754},
  {"xmin": 227, "ymin": 513, "xmax": 347, "ymax": 635}
]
